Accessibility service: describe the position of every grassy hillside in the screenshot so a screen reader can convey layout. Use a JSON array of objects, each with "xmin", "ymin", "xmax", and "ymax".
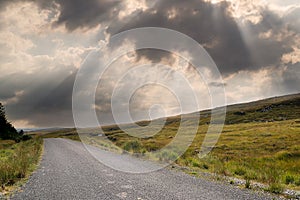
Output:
[{"xmin": 43, "ymin": 93, "xmax": 300, "ymax": 193}]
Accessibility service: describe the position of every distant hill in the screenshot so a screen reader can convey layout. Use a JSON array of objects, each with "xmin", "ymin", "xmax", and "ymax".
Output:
[
  {"xmin": 205, "ymin": 93, "xmax": 300, "ymax": 125},
  {"xmin": 18, "ymin": 127, "xmax": 69, "ymax": 133},
  {"xmin": 42, "ymin": 93, "xmax": 300, "ymax": 134}
]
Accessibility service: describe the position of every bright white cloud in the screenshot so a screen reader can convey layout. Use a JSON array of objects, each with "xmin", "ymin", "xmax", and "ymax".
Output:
[
  {"xmin": 0, "ymin": 31, "xmax": 35, "ymax": 53},
  {"xmin": 224, "ymin": 68, "xmax": 274, "ymax": 103},
  {"xmin": 0, "ymin": 2, "xmax": 56, "ymax": 35},
  {"xmin": 206, "ymin": 0, "xmax": 300, "ymax": 24},
  {"xmin": 205, "ymin": 0, "xmax": 264, "ymax": 24},
  {"xmin": 118, "ymin": 0, "xmax": 149, "ymax": 19},
  {"xmin": 282, "ymin": 46, "xmax": 300, "ymax": 64}
]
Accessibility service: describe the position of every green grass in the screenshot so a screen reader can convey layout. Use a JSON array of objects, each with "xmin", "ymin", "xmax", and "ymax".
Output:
[
  {"xmin": 42, "ymin": 93, "xmax": 300, "ymax": 193},
  {"xmin": 180, "ymin": 120, "xmax": 300, "ymax": 191},
  {"xmin": 0, "ymin": 137, "xmax": 43, "ymax": 194}
]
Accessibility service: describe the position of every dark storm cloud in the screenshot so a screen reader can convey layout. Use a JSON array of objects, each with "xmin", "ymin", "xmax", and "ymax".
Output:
[
  {"xmin": 243, "ymin": 10, "xmax": 294, "ymax": 68},
  {"xmin": 107, "ymin": 0, "xmax": 296, "ymax": 75},
  {"xmin": 1, "ymin": 0, "xmax": 296, "ymax": 74},
  {"xmin": 107, "ymin": 0, "xmax": 253, "ymax": 74},
  {"xmin": 280, "ymin": 63, "xmax": 300, "ymax": 93},
  {"xmin": 25, "ymin": 73, "xmax": 75, "ymax": 127},
  {"xmin": 45, "ymin": 0, "xmax": 297, "ymax": 75},
  {"xmin": 1, "ymin": 69, "xmax": 76, "ymax": 127},
  {"xmin": 0, "ymin": 0, "xmax": 120, "ymax": 31},
  {"xmin": 53, "ymin": 0, "xmax": 120, "ymax": 31},
  {"xmin": 0, "ymin": 81, "xmax": 18, "ymax": 99}
]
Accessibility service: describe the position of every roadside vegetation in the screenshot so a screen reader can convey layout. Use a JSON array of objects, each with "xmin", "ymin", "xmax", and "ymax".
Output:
[
  {"xmin": 0, "ymin": 103, "xmax": 43, "ymax": 195},
  {"xmin": 43, "ymin": 93, "xmax": 300, "ymax": 193},
  {"xmin": 0, "ymin": 138, "xmax": 43, "ymax": 194}
]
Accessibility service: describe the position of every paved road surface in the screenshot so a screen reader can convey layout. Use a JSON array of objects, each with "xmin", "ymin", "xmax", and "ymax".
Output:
[{"xmin": 13, "ymin": 138, "xmax": 278, "ymax": 200}]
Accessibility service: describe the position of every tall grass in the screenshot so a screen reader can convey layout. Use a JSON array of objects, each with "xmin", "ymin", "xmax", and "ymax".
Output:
[{"xmin": 0, "ymin": 137, "xmax": 43, "ymax": 192}]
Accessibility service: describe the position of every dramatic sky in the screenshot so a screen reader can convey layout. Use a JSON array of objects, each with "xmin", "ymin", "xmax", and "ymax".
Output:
[{"xmin": 0, "ymin": 0, "xmax": 299, "ymax": 128}]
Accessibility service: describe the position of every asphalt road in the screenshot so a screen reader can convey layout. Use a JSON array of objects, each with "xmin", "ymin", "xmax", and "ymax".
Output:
[{"xmin": 13, "ymin": 138, "xmax": 279, "ymax": 200}]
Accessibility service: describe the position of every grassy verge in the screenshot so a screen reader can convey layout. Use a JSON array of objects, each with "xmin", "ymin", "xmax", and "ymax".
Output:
[
  {"xmin": 178, "ymin": 120, "xmax": 300, "ymax": 192},
  {"xmin": 0, "ymin": 137, "xmax": 43, "ymax": 195}
]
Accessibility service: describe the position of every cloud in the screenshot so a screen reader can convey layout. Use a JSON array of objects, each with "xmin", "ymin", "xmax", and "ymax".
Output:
[
  {"xmin": 1, "ymin": 0, "xmax": 297, "ymax": 75},
  {"xmin": 274, "ymin": 63, "xmax": 300, "ymax": 94},
  {"xmin": 53, "ymin": 0, "xmax": 120, "ymax": 31},
  {"xmin": 0, "ymin": 0, "xmax": 299, "ymax": 128},
  {"xmin": 224, "ymin": 68, "xmax": 274, "ymax": 103},
  {"xmin": 224, "ymin": 63, "xmax": 300, "ymax": 105},
  {"xmin": 106, "ymin": 0, "xmax": 297, "ymax": 75},
  {"xmin": 2, "ymin": 69, "xmax": 76, "ymax": 127},
  {"xmin": 283, "ymin": 6, "xmax": 300, "ymax": 32},
  {"xmin": 108, "ymin": 0, "xmax": 253, "ymax": 74},
  {"xmin": 0, "ymin": 0, "xmax": 120, "ymax": 32}
]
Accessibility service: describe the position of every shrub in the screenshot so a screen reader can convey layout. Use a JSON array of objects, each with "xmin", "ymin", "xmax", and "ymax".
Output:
[
  {"xmin": 285, "ymin": 175, "xmax": 295, "ymax": 185},
  {"xmin": 245, "ymin": 179, "xmax": 251, "ymax": 189},
  {"xmin": 234, "ymin": 167, "xmax": 246, "ymax": 176},
  {"xmin": 202, "ymin": 163, "xmax": 209, "ymax": 169},
  {"xmin": 267, "ymin": 183, "xmax": 284, "ymax": 194},
  {"xmin": 157, "ymin": 150, "xmax": 178, "ymax": 163},
  {"xmin": 189, "ymin": 158, "xmax": 201, "ymax": 168},
  {"xmin": 21, "ymin": 135, "xmax": 32, "ymax": 141},
  {"xmin": 295, "ymin": 178, "xmax": 300, "ymax": 186},
  {"xmin": 123, "ymin": 140, "xmax": 143, "ymax": 153}
]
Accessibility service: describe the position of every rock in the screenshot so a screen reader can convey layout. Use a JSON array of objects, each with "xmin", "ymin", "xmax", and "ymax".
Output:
[
  {"xmin": 257, "ymin": 106, "xmax": 273, "ymax": 113},
  {"xmin": 283, "ymin": 189, "xmax": 300, "ymax": 199},
  {"xmin": 233, "ymin": 111, "xmax": 246, "ymax": 116}
]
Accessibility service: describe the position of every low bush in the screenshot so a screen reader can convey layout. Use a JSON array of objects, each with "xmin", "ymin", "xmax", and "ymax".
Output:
[
  {"xmin": 157, "ymin": 150, "xmax": 178, "ymax": 163},
  {"xmin": 122, "ymin": 140, "xmax": 144, "ymax": 153},
  {"xmin": 245, "ymin": 179, "xmax": 251, "ymax": 189},
  {"xmin": 267, "ymin": 183, "xmax": 284, "ymax": 194},
  {"xmin": 285, "ymin": 175, "xmax": 295, "ymax": 185},
  {"xmin": 234, "ymin": 167, "xmax": 246, "ymax": 176},
  {"xmin": 0, "ymin": 137, "xmax": 43, "ymax": 191}
]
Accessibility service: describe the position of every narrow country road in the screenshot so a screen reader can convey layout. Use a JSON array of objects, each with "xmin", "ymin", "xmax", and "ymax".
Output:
[{"xmin": 13, "ymin": 138, "xmax": 278, "ymax": 200}]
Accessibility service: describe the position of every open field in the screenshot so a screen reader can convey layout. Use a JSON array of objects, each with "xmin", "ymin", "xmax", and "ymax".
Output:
[
  {"xmin": 0, "ymin": 137, "xmax": 43, "ymax": 194},
  {"xmin": 42, "ymin": 93, "xmax": 300, "ymax": 193}
]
